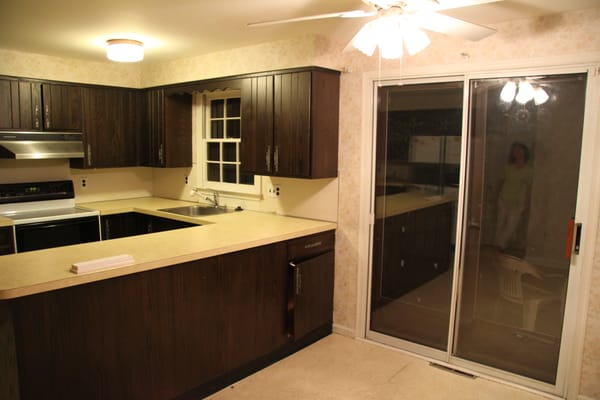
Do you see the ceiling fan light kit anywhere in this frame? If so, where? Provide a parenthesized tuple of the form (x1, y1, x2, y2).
(106, 39, 144, 62)
(351, 14, 431, 59)
(247, 0, 498, 60)
(500, 80, 549, 105)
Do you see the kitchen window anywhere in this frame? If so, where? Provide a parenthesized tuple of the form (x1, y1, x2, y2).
(196, 91, 260, 195)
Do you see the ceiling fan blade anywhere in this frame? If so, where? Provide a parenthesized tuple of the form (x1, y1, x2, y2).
(405, 0, 502, 13)
(247, 10, 376, 27)
(412, 11, 496, 41)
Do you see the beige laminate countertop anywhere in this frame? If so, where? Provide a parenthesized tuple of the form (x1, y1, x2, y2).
(0, 197, 336, 300)
(375, 192, 456, 219)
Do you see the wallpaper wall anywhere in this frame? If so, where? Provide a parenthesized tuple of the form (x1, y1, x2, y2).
(0, 6, 599, 399)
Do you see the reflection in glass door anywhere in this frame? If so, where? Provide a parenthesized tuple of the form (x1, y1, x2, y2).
(454, 73, 586, 384)
(368, 72, 588, 390)
(370, 81, 464, 352)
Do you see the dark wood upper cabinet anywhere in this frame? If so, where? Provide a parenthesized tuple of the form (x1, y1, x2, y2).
(0, 78, 41, 130)
(142, 88, 192, 168)
(241, 67, 340, 179)
(71, 86, 142, 169)
(0, 77, 82, 132)
(240, 75, 274, 176)
(41, 83, 83, 131)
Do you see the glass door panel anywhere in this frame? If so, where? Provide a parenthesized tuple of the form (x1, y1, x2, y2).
(370, 81, 464, 351)
(454, 73, 587, 384)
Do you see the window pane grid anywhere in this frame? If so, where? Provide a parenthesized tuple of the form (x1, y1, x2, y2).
(205, 96, 249, 186)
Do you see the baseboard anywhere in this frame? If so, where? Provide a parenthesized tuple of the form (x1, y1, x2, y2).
(578, 395, 598, 400)
(333, 323, 356, 337)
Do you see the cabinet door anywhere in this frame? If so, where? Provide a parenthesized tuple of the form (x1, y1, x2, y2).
(101, 213, 143, 240)
(412, 203, 452, 280)
(143, 89, 191, 168)
(164, 92, 192, 167)
(0, 78, 41, 130)
(0, 226, 15, 255)
(219, 242, 288, 370)
(273, 71, 311, 177)
(41, 83, 82, 131)
(78, 86, 139, 168)
(240, 75, 274, 175)
(380, 212, 415, 298)
(143, 88, 164, 166)
(289, 251, 335, 340)
(272, 69, 340, 178)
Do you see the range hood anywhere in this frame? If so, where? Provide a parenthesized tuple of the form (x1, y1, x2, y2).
(0, 131, 84, 159)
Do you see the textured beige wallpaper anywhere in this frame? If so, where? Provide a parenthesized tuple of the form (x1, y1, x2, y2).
(0, 48, 141, 87)
(0, 6, 599, 398)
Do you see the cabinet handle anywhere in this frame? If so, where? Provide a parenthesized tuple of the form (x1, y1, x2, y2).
(104, 220, 110, 239)
(158, 144, 164, 165)
(266, 145, 271, 172)
(44, 104, 51, 129)
(87, 144, 92, 167)
(274, 145, 279, 173)
(34, 104, 40, 129)
(286, 262, 298, 339)
(292, 262, 302, 296)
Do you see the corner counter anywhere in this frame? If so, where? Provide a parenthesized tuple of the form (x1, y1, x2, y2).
(0, 197, 336, 300)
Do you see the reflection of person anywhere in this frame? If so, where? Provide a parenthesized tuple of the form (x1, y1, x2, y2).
(494, 142, 534, 251)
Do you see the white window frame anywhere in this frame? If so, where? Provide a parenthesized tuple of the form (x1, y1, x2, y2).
(195, 90, 261, 195)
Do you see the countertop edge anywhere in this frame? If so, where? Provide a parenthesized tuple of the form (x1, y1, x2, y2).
(0, 197, 337, 300)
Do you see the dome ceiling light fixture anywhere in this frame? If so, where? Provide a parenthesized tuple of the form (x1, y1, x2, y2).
(106, 39, 144, 62)
(247, 0, 499, 60)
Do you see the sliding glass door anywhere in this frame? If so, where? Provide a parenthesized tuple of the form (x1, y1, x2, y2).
(368, 71, 588, 391)
(370, 80, 463, 353)
(454, 73, 586, 384)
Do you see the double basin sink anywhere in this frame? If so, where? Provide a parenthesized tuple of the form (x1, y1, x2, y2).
(159, 205, 236, 217)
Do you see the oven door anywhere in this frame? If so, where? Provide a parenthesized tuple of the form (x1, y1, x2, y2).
(15, 216, 100, 252)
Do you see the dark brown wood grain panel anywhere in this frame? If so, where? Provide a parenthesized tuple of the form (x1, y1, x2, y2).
(240, 75, 274, 175)
(41, 83, 82, 131)
(310, 70, 340, 178)
(7, 235, 333, 400)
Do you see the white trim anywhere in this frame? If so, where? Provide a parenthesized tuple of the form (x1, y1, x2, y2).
(356, 59, 600, 398)
(563, 66, 600, 400)
(194, 91, 262, 196)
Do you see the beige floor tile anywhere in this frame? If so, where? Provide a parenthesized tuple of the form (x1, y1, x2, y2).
(205, 334, 548, 400)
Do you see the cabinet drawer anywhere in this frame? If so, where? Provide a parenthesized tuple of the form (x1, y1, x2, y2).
(287, 230, 335, 261)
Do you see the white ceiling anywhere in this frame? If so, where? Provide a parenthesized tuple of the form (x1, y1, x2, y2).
(0, 0, 598, 63)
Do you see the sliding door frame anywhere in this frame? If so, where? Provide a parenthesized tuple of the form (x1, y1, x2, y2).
(356, 60, 600, 399)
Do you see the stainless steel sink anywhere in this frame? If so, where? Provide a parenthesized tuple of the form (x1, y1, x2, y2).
(159, 205, 235, 217)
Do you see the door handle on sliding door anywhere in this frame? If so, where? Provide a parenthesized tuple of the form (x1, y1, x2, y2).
(565, 218, 582, 259)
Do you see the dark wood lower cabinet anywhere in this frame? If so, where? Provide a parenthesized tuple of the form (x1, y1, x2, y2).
(101, 212, 197, 240)
(4, 232, 335, 400)
(0, 226, 14, 255)
(372, 202, 452, 305)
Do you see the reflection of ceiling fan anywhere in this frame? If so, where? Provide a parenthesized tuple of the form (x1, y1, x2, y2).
(248, 0, 500, 59)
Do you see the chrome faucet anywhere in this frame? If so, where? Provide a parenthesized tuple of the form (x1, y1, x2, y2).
(205, 190, 220, 208)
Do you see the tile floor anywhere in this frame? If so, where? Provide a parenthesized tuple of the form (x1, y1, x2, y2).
(205, 334, 549, 400)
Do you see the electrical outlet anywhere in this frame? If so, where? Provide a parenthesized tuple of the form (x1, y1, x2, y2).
(80, 178, 88, 189)
(185, 176, 189, 184)
(267, 185, 281, 198)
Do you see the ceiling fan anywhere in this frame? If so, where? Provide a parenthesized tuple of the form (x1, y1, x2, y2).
(248, 0, 500, 59)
